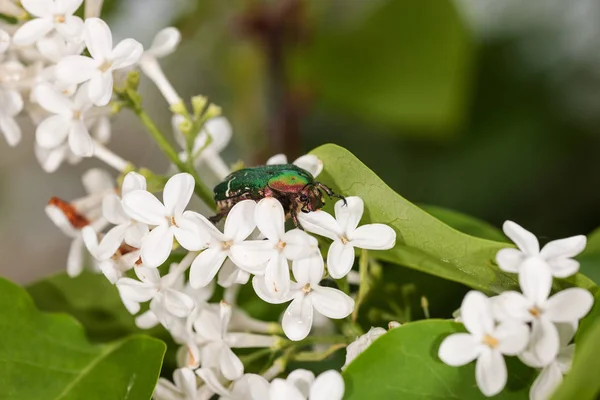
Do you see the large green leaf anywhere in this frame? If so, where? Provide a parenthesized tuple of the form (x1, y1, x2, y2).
(552, 319, 600, 400)
(312, 144, 596, 294)
(420, 204, 506, 242)
(0, 277, 165, 400)
(577, 227, 600, 285)
(343, 320, 532, 399)
(299, 0, 473, 134)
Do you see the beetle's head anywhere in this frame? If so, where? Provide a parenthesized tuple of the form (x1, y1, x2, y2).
(299, 184, 324, 212)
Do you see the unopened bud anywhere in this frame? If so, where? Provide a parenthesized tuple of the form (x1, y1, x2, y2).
(178, 119, 193, 136)
(191, 95, 208, 118)
(170, 100, 188, 116)
(204, 103, 222, 119)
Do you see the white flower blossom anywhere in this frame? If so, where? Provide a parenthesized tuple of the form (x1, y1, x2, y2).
(494, 258, 592, 366)
(267, 154, 324, 178)
(188, 200, 255, 288)
(56, 18, 143, 106)
(298, 196, 396, 279)
(196, 369, 269, 400)
(122, 173, 210, 267)
(496, 220, 586, 278)
(0, 86, 23, 147)
(343, 326, 387, 369)
(13, 0, 84, 46)
(232, 197, 319, 297)
(81, 225, 137, 283)
(253, 252, 354, 341)
(438, 291, 530, 397)
(154, 367, 212, 400)
(269, 369, 345, 400)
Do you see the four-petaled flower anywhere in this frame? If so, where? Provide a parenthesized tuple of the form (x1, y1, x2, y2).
(298, 196, 396, 279)
(496, 220, 586, 278)
(439, 291, 530, 397)
(56, 18, 143, 106)
(122, 173, 210, 267)
(13, 0, 84, 45)
(269, 369, 345, 400)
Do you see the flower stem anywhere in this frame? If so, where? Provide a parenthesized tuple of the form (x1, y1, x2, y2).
(93, 141, 129, 172)
(132, 104, 216, 210)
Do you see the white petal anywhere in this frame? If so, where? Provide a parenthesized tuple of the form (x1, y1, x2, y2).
(326, 240, 355, 279)
(84, 18, 112, 60)
(88, 72, 113, 106)
(122, 190, 166, 225)
(349, 223, 396, 250)
(117, 279, 156, 303)
(264, 254, 290, 297)
(68, 119, 94, 157)
(189, 248, 227, 288)
(124, 223, 148, 248)
(294, 154, 323, 178)
(527, 319, 560, 367)
(493, 291, 532, 322)
(292, 251, 324, 285)
(219, 346, 244, 380)
(530, 363, 563, 400)
(438, 333, 480, 366)
(0, 116, 21, 147)
(81, 225, 100, 254)
(475, 348, 507, 397)
(195, 309, 222, 341)
(111, 38, 144, 69)
(173, 368, 198, 400)
(12, 18, 53, 45)
(282, 229, 318, 260)
(547, 258, 580, 279)
(224, 200, 256, 242)
(496, 248, 525, 273)
(287, 369, 315, 397)
(21, 0, 52, 17)
(544, 288, 594, 322)
(140, 224, 173, 267)
(195, 368, 229, 397)
(102, 193, 128, 224)
(163, 173, 194, 217)
(230, 240, 273, 273)
(97, 224, 127, 258)
(55, 15, 83, 39)
(335, 196, 364, 235)
(310, 370, 344, 400)
(36, 115, 70, 148)
(503, 220, 540, 255)
(311, 286, 354, 319)
(34, 84, 73, 114)
(494, 321, 529, 355)
(270, 379, 305, 400)
(173, 211, 210, 251)
(298, 210, 342, 241)
(0, 89, 23, 116)
(134, 265, 161, 283)
(266, 153, 288, 165)
(540, 235, 587, 260)
(282, 295, 313, 341)
(217, 259, 249, 287)
(519, 257, 552, 305)
(56, 55, 97, 84)
(66, 236, 84, 277)
(35, 145, 66, 172)
(461, 291, 494, 338)
(146, 27, 181, 58)
(252, 275, 296, 305)
(163, 289, 194, 317)
(200, 117, 232, 152)
(60, 0, 84, 15)
(122, 171, 147, 195)
(255, 197, 285, 240)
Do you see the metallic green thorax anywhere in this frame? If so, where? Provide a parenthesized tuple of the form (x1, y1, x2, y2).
(211, 163, 344, 227)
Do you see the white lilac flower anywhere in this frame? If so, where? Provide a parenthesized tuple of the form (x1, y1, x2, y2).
(494, 258, 592, 366)
(253, 252, 354, 341)
(56, 18, 143, 106)
(139, 27, 182, 106)
(267, 153, 324, 178)
(81, 225, 138, 283)
(0, 87, 23, 147)
(232, 197, 319, 297)
(13, 0, 84, 46)
(196, 369, 269, 400)
(122, 173, 210, 267)
(154, 367, 212, 400)
(103, 171, 149, 248)
(343, 326, 387, 369)
(298, 196, 396, 279)
(36, 33, 85, 63)
(188, 200, 255, 289)
(0, 29, 9, 53)
(269, 369, 345, 400)
(528, 322, 576, 400)
(45, 168, 113, 276)
(438, 291, 530, 397)
(496, 220, 586, 278)
(34, 82, 96, 157)
(117, 266, 195, 325)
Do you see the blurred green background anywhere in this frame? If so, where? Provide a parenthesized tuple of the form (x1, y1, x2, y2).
(3, 0, 600, 282)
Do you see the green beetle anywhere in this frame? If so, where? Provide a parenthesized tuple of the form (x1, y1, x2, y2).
(210, 164, 345, 227)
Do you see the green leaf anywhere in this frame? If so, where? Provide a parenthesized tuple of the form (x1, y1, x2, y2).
(343, 320, 532, 399)
(577, 227, 600, 285)
(312, 144, 597, 294)
(0, 277, 165, 400)
(299, 0, 473, 134)
(552, 319, 600, 400)
(420, 204, 507, 242)
(576, 291, 600, 345)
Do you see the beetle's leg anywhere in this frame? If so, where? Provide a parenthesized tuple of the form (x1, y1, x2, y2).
(316, 183, 347, 206)
(209, 211, 228, 224)
(209, 192, 252, 224)
(290, 209, 303, 230)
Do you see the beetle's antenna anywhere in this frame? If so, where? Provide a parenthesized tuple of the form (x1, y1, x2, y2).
(316, 183, 347, 206)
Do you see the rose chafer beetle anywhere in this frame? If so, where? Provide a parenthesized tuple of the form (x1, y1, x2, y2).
(210, 163, 345, 227)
